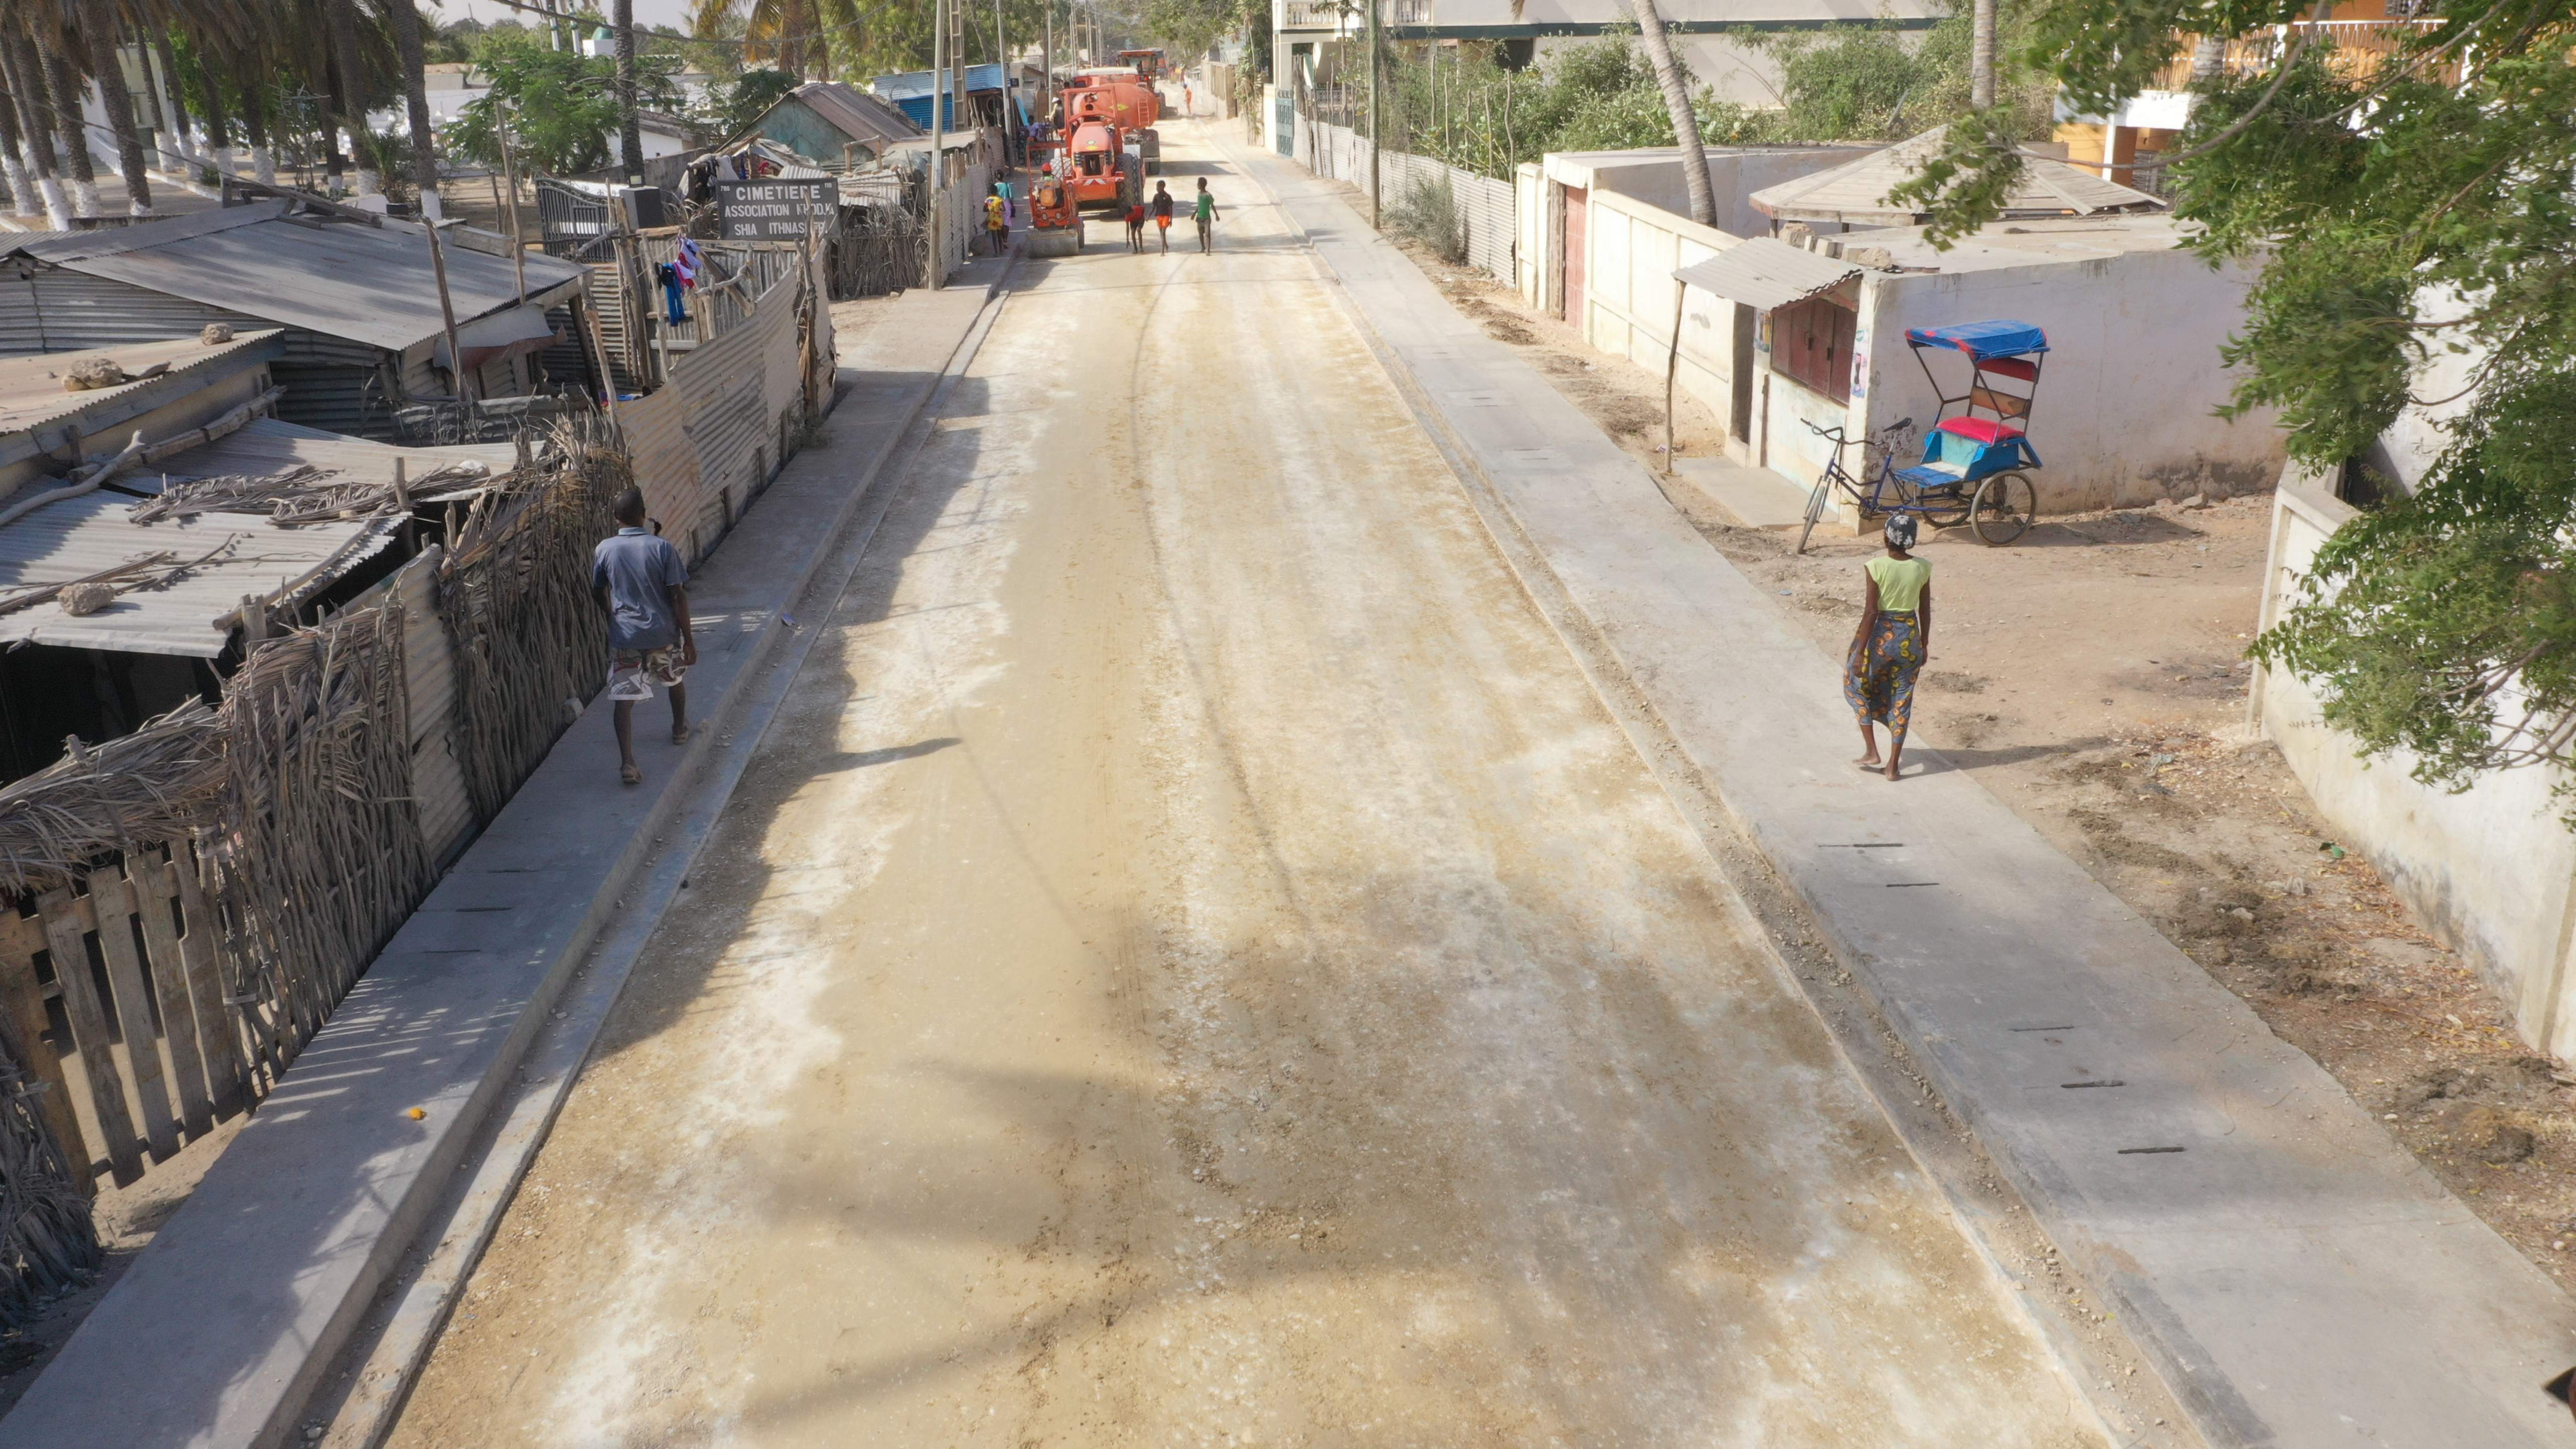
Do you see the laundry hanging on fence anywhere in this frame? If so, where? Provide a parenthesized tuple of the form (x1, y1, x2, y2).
(655, 262, 687, 325)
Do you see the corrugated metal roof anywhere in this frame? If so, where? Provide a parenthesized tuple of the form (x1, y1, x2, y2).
(3, 202, 591, 354)
(0, 490, 389, 657)
(157, 417, 518, 491)
(1750, 126, 2166, 227)
(786, 82, 923, 148)
(0, 331, 283, 451)
(1673, 238, 1861, 311)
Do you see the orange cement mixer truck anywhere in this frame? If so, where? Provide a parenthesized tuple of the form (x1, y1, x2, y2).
(1061, 67, 1162, 174)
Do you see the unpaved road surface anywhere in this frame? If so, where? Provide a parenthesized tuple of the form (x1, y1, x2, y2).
(389, 126, 2098, 1448)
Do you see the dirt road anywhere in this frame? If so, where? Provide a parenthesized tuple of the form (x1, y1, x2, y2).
(389, 127, 2098, 1448)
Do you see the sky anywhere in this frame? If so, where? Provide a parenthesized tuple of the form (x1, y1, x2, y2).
(431, 1, 701, 32)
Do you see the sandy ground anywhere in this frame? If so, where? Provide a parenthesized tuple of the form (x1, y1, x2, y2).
(1387, 234, 2576, 1301)
(388, 129, 2098, 1447)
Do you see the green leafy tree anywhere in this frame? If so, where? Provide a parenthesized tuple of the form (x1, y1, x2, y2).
(691, 65, 801, 140)
(444, 30, 681, 174)
(1896, 4, 2576, 800)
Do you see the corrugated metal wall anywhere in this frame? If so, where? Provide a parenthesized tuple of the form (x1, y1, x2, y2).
(396, 551, 474, 863)
(612, 245, 813, 571)
(9, 267, 257, 352)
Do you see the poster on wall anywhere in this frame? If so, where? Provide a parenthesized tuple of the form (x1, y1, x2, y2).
(716, 179, 841, 240)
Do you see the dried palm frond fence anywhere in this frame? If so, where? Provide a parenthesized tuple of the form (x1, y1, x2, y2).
(0, 422, 630, 1322)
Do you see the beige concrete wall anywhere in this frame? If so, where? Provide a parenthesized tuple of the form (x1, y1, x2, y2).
(1568, 190, 1740, 457)
(1847, 246, 2284, 512)
(2253, 461, 2576, 1055)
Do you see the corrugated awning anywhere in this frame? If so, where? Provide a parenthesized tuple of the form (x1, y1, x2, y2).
(1672, 238, 1860, 311)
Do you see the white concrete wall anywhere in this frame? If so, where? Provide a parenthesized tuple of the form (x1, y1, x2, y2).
(1571, 188, 1737, 437)
(1543, 147, 1856, 244)
(1846, 247, 2284, 511)
(2252, 461, 2576, 1056)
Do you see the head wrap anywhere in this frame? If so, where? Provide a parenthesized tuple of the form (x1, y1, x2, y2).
(1883, 513, 1919, 550)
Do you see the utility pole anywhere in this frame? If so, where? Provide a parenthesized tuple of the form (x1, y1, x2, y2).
(996, 0, 1009, 168)
(930, 0, 945, 290)
(1367, 0, 1382, 226)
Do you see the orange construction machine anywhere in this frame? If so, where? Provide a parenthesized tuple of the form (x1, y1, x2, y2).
(1117, 48, 1166, 80)
(1061, 68, 1162, 173)
(1032, 113, 1140, 215)
(1023, 171, 1083, 257)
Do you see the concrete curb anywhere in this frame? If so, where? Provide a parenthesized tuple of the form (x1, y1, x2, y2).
(311, 270, 1021, 1447)
(1212, 123, 2576, 1448)
(0, 272, 1016, 1449)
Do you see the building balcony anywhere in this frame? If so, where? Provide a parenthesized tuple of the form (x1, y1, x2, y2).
(1277, 0, 1431, 32)
(2151, 19, 2453, 91)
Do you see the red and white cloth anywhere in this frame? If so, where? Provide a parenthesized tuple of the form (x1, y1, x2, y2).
(674, 236, 703, 291)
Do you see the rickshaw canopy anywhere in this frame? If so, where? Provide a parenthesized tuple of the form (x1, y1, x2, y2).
(1904, 319, 2049, 361)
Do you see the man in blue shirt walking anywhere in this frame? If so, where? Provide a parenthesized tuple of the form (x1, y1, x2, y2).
(591, 488, 696, 785)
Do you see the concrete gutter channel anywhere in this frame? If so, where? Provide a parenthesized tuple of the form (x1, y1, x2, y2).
(0, 261, 1018, 1449)
(1211, 127, 2576, 1447)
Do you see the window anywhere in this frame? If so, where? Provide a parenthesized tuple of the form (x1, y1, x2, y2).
(1773, 294, 1858, 404)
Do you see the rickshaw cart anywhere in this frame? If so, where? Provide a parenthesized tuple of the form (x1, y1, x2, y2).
(1893, 319, 2047, 544)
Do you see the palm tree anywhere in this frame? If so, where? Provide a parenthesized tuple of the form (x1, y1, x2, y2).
(0, 26, 67, 222)
(0, 38, 37, 216)
(1625, 0, 1711, 226)
(614, 0, 642, 181)
(69, 0, 152, 213)
(35, 25, 99, 217)
(389, 0, 437, 213)
(1969, 0, 1996, 110)
(326, 0, 375, 194)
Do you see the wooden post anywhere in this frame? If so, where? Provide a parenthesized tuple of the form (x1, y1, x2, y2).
(929, 0, 946, 291)
(422, 218, 474, 405)
(1664, 280, 1686, 474)
(579, 291, 620, 421)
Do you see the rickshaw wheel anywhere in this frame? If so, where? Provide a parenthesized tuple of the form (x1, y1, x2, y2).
(1971, 472, 2037, 545)
(1917, 487, 1971, 528)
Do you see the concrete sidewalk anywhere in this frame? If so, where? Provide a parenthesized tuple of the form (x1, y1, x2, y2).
(1220, 131, 2576, 1446)
(0, 267, 1008, 1449)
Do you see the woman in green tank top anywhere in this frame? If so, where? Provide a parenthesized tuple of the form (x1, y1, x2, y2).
(1844, 513, 1932, 780)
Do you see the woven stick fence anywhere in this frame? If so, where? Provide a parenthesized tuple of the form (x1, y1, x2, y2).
(440, 418, 620, 823)
(204, 600, 435, 1086)
(0, 423, 635, 1312)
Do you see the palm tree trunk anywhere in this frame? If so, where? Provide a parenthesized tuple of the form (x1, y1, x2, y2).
(1969, 0, 1997, 110)
(37, 35, 98, 217)
(1626, 0, 1712, 226)
(194, 48, 234, 180)
(327, 0, 376, 194)
(150, 32, 192, 168)
(74, 0, 151, 212)
(0, 66, 33, 217)
(0, 33, 65, 223)
(389, 0, 437, 215)
(238, 67, 275, 184)
(2189, 36, 2226, 82)
(613, 0, 643, 183)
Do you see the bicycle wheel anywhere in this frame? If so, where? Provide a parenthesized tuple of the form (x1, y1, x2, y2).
(1796, 478, 1833, 554)
(1970, 471, 2037, 545)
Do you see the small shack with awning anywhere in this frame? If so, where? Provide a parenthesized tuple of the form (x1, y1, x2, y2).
(1749, 125, 2166, 233)
(0, 200, 591, 437)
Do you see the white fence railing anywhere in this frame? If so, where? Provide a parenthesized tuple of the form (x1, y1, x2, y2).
(1297, 120, 1515, 288)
